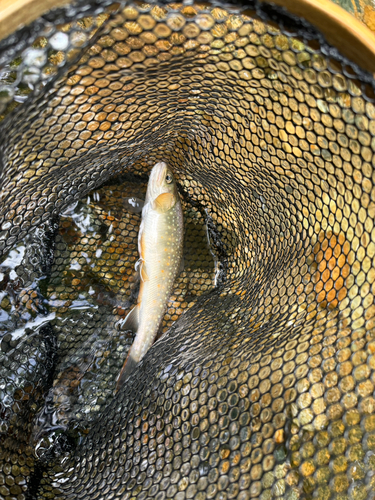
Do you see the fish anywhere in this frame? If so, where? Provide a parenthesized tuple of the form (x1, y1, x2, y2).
(116, 162, 184, 390)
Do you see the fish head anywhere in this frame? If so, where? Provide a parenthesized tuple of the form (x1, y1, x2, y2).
(145, 161, 178, 203)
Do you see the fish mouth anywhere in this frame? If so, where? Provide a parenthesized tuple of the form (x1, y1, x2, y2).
(146, 161, 168, 200)
(153, 161, 168, 186)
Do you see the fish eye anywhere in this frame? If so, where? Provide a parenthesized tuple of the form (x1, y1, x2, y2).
(165, 173, 173, 184)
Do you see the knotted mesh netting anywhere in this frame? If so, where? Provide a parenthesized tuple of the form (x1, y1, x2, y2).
(0, 1, 375, 499)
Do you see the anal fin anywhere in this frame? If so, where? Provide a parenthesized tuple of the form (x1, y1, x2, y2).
(119, 305, 140, 332)
(179, 256, 184, 274)
(116, 352, 138, 391)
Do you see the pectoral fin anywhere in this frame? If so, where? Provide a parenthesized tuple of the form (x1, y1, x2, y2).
(140, 261, 149, 282)
(120, 304, 140, 332)
(138, 232, 149, 282)
(152, 193, 176, 213)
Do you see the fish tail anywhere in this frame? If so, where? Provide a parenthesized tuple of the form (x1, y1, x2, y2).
(116, 351, 138, 392)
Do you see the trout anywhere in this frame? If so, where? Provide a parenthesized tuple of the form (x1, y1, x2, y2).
(116, 162, 184, 390)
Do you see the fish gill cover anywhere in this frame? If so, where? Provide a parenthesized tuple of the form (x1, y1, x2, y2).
(0, 1, 374, 499)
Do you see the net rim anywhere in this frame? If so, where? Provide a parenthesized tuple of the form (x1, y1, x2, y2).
(0, 0, 69, 42)
(1, 0, 375, 74)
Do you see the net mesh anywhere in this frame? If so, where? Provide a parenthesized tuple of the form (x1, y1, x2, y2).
(0, 1, 375, 499)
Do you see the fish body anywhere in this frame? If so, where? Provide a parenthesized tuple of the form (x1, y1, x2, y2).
(116, 162, 184, 389)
